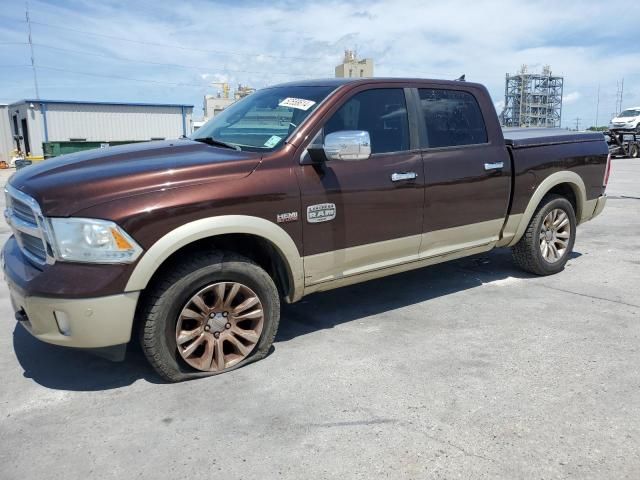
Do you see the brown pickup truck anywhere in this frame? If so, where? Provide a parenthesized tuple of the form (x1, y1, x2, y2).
(3, 78, 609, 381)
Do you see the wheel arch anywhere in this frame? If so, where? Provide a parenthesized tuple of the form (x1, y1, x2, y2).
(125, 215, 304, 303)
(507, 171, 587, 247)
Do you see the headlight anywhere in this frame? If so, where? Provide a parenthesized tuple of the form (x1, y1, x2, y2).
(48, 218, 143, 263)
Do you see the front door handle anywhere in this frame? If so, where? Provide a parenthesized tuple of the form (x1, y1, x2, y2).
(391, 172, 418, 182)
(484, 162, 504, 171)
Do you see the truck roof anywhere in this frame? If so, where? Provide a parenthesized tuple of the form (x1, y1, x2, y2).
(270, 77, 484, 89)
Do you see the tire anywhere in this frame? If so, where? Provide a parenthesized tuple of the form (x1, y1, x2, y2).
(139, 251, 280, 382)
(630, 143, 639, 158)
(511, 194, 577, 276)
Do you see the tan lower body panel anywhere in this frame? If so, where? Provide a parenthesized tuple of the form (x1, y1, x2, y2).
(303, 234, 421, 284)
(581, 197, 598, 223)
(591, 195, 607, 219)
(419, 218, 504, 258)
(303, 219, 504, 292)
(8, 285, 140, 348)
(303, 243, 494, 296)
(496, 214, 523, 247)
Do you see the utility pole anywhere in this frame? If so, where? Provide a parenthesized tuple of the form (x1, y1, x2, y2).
(595, 84, 600, 128)
(574, 117, 581, 131)
(26, 1, 40, 99)
(615, 79, 624, 114)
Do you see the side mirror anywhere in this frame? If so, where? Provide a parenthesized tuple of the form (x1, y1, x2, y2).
(323, 130, 371, 161)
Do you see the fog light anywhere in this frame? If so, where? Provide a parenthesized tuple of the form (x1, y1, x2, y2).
(54, 311, 71, 336)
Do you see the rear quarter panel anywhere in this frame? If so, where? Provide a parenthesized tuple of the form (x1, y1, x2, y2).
(510, 140, 609, 216)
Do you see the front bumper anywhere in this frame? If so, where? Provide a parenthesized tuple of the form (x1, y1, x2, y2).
(610, 124, 638, 131)
(3, 237, 140, 349)
(7, 281, 139, 348)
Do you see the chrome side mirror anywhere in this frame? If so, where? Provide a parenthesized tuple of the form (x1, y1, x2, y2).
(323, 130, 371, 161)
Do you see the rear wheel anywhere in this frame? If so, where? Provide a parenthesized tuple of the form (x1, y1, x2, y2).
(139, 251, 280, 382)
(629, 143, 639, 158)
(511, 195, 576, 275)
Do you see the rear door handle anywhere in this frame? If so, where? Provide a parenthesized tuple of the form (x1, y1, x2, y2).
(391, 172, 418, 182)
(484, 162, 504, 171)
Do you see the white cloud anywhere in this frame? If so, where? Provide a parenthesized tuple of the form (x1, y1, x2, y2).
(563, 91, 581, 105)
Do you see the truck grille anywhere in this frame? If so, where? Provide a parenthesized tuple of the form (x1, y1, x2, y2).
(4, 186, 53, 267)
(11, 197, 38, 224)
(20, 231, 48, 261)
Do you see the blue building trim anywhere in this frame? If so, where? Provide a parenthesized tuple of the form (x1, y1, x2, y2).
(11, 99, 194, 109)
(40, 102, 49, 143)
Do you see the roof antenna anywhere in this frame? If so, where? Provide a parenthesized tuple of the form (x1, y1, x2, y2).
(455, 74, 466, 82)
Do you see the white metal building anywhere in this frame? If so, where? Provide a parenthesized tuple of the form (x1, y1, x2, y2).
(0, 105, 13, 163)
(204, 95, 235, 120)
(6, 99, 194, 158)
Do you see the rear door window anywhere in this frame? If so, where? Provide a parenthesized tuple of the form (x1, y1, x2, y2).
(324, 88, 410, 154)
(418, 89, 488, 148)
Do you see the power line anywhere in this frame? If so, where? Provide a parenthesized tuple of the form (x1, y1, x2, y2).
(0, 63, 315, 89)
(31, 43, 320, 77)
(35, 64, 207, 87)
(26, 19, 329, 62)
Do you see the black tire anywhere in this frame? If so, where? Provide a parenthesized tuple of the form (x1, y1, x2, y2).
(511, 194, 577, 276)
(138, 251, 280, 382)
(630, 143, 639, 158)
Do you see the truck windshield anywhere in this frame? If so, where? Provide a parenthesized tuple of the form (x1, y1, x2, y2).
(619, 109, 640, 118)
(191, 85, 336, 152)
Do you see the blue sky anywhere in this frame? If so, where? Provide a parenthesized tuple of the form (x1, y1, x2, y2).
(1, 0, 639, 127)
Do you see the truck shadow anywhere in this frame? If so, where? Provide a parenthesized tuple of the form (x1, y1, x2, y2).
(277, 248, 582, 342)
(12, 327, 162, 390)
(12, 247, 581, 391)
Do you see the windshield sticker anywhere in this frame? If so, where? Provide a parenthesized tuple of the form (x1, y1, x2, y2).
(278, 97, 316, 111)
(264, 135, 282, 148)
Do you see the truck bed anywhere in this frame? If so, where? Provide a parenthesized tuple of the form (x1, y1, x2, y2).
(503, 128, 605, 148)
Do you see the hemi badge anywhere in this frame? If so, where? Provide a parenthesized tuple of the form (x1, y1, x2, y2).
(277, 212, 299, 223)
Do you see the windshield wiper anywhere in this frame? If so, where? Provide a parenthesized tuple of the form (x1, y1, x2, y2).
(192, 136, 241, 151)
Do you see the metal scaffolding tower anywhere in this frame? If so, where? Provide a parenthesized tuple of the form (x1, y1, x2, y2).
(502, 65, 564, 128)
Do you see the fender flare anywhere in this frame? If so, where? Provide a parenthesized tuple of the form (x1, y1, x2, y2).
(506, 171, 587, 247)
(125, 215, 304, 302)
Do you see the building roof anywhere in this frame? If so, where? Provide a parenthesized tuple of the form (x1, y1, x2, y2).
(9, 99, 193, 109)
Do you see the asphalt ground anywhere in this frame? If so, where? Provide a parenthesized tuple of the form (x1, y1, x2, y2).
(0, 158, 638, 479)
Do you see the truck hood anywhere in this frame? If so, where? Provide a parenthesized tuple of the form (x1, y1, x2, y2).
(9, 139, 262, 216)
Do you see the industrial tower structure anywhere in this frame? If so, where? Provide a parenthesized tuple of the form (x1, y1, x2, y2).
(502, 65, 564, 128)
(335, 50, 374, 78)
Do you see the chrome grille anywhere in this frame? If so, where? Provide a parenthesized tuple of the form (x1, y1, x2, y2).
(11, 197, 37, 224)
(4, 185, 53, 267)
(19, 231, 47, 262)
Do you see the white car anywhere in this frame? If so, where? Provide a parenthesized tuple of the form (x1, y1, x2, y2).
(610, 107, 640, 132)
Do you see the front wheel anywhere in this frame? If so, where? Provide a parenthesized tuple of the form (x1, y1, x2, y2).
(511, 195, 577, 275)
(139, 251, 280, 382)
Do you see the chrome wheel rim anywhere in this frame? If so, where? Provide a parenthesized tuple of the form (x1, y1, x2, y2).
(176, 282, 264, 372)
(539, 208, 571, 263)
